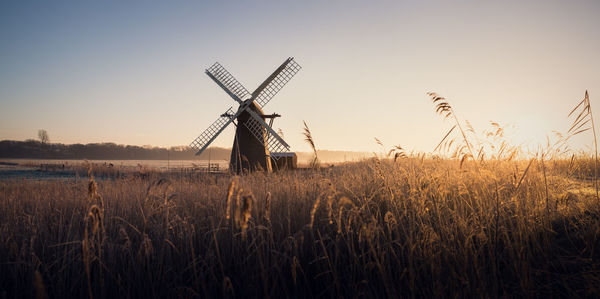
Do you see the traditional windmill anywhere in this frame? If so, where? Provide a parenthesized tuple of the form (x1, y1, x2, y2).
(190, 57, 301, 173)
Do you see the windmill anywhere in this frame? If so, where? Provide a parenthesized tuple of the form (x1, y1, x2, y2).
(190, 57, 301, 173)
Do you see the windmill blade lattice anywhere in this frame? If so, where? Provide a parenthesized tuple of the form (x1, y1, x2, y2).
(253, 58, 301, 108)
(190, 107, 238, 155)
(206, 62, 250, 103)
(245, 108, 290, 147)
(244, 117, 289, 159)
(191, 57, 301, 171)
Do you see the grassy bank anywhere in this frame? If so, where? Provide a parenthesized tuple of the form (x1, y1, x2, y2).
(1, 158, 599, 298)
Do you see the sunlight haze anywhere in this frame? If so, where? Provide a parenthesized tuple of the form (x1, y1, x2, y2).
(1, 0, 599, 154)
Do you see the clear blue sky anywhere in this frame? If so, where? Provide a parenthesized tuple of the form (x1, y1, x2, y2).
(1, 0, 599, 153)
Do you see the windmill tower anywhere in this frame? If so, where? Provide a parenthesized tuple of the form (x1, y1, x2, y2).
(190, 57, 301, 173)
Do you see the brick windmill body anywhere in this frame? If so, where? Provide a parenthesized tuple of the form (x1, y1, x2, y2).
(229, 101, 272, 172)
(190, 58, 301, 173)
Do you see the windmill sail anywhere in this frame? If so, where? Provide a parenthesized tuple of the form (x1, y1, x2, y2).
(206, 62, 250, 104)
(190, 107, 239, 155)
(252, 58, 301, 108)
(192, 57, 301, 171)
(243, 110, 290, 159)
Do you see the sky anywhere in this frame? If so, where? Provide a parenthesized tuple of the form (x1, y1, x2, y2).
(1, 0, 599, 154)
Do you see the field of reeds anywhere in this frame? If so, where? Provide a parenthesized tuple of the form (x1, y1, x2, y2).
(1, 156, 600, 298)
(2, 91, 600, 298)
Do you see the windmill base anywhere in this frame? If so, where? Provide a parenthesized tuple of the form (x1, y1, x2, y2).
(229, 102, 273, 174)
(229, 140, 272, 173)
(271, 152, 297, 171)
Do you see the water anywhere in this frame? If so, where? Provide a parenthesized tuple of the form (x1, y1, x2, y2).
(0, 164, 76, 181)
(1, 159, 229, 170)
(0, 159, 230, 181)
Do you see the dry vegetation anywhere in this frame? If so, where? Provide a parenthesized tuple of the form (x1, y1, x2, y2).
(1, 91, 600, 298)
(1, 156, 600, 298)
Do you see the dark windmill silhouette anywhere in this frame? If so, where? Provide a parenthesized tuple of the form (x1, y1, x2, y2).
(190, 57, 301, 173)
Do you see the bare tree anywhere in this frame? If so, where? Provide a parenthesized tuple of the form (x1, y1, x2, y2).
(38, 129, 49, 144)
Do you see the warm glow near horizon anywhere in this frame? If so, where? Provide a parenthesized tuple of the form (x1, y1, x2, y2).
(1, 0, 599, 154)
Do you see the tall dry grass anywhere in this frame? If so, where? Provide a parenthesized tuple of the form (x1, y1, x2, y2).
(1, 91, 599, 298)
(1, 156, 599, 298)
(302, 121, 320, 169)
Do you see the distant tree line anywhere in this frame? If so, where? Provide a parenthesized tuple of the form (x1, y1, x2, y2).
(0, 140, 373, 162)
(0, 140, 231, 160)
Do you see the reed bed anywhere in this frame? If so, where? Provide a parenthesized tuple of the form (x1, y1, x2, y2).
(1, 156, 599, 298)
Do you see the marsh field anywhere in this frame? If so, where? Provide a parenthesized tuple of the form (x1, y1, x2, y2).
(1, 156, 600, 298)
(2, 93, 600, 298)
